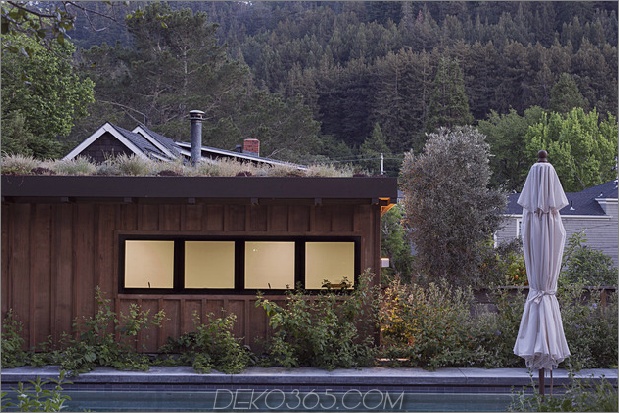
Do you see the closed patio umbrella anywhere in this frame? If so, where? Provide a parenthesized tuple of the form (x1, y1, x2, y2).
(513, 150, 570, 395)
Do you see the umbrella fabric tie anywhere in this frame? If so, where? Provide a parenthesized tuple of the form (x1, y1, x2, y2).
(528, 289, 556, 304)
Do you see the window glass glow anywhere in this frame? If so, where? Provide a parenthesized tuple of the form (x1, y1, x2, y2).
(244, 241, 294, 289)
(124, 240, 174, 288)
(185, 241, 235, 288)
(305, 242, 355, 289)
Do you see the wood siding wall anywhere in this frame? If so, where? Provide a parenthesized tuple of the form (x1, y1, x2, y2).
(1, 200, 381, 352)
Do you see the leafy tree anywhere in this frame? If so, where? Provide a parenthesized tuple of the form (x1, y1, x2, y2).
(525, 108, 618, 192)
(477, 106, 545, 191)
(400, 126, 506, 287)
(1, 33, 95, 158)
(380, 204, 414, 283)
(549, 72, 589, 113)
(426, 57, 473, 133)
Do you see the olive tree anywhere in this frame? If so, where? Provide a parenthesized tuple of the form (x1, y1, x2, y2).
(400, 126, 506, 287)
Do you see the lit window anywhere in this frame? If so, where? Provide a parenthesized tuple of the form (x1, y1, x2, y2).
(185, 241, 235, 288)
(244, 241, 295, 289)
(124, 240, 174, 288)
(305, 242, 355, 289)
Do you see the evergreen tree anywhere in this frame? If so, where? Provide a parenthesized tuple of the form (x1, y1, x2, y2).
(549, 73, 589, 113)
(426, 57, 473, 133)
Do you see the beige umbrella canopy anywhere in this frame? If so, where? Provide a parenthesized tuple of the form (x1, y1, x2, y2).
(513, 151, 570, 392)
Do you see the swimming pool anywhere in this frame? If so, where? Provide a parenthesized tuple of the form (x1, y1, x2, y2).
(2, 390, 515, 412)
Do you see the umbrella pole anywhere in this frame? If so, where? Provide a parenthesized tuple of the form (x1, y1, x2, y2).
(539, 368, 545, 398)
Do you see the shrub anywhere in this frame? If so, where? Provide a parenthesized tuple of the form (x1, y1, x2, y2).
(1, 372, 72, 412)
(379, 278, 495, 369)
(509, 372, 618, 412)
(1, 310, 30, 367)
(558, 281, 618, 369)
(51, 157, 97, 175)
(256, 270, 378, 369)
(39, 287, 166, 375)
(0, 153, 39, 175)
(561, 232, 617, 287)
(159, 312, 251, 373)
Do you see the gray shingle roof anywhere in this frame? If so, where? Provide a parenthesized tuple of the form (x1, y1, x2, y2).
(505, 180, 618, 216)
(109, 124, 169, 160)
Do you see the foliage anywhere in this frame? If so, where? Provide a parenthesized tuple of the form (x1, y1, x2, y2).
(1, 33, 95, 158)
(1, 1, 76, 48)
(558, 281, 618, 370)
(509, 372, 618, 412)
(400, 126, 507, 287)
(380, 204, 414, 284)
(477, 106, 545, 191)
(51, 156, 97, 176)
(549, 73, 589, 114)
(1, 310, 30, 368)
(426, 56, 474, 133)
(380, 278, 499, 369)
(0, 371, 72, 412)
(255, 270, 379, 370)
(38, 287, 166, 375)
(495, 238, 528, 286)
(0, 153, 40, 175)
(525, 108, 618, 192)
(560, 231, 618, 287)
(158, 312, 251, 374)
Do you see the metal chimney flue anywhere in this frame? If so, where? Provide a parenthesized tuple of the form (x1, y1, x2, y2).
(190, 110, 205, 166)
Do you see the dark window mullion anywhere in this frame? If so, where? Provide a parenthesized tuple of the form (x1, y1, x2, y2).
(235, 241, 244, 290)
(174, 240, 184, 292)
(295, 241, 305, 289)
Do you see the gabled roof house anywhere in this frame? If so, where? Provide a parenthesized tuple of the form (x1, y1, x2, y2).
(64, 112, 304, 170)
(496, 180, 618, 266)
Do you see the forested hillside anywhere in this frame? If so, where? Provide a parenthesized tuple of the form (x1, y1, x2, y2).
(2, 1, 617, 189)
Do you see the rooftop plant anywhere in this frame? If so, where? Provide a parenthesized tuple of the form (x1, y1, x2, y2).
(0, 153, 360, 178)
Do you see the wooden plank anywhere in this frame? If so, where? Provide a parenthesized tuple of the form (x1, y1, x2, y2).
(51, 204, 74, 342)
(204, 205, 224, 231)
(227, 205, 246, 231)
(227, 299, 246, 341)
(96, 205, 115, 294)
(160, 205, 181, 231)
(30, 204, 52, 347)
(288, 205, 310, 232)
(7, 204, 31, 348)
(182, 205, 203, 231)
(1, 205, 10, 315)
(119, 203, 138, 230)
(249, 205, 267, 232)
(247, 298, 269, 352)
(313, 205, 332, 232)
(160, 299, 180, 349)
(182, 299, 202, 333)
(74, 204, 96, 321)
(138, 204, 159, 230)
(332, 205, 354, 232)
(268, 205, 288, 232)
(136, 299, 161, 353)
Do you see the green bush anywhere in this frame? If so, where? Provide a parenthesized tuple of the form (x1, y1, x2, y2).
(256, 270, 378, 369)
(558, 282, 618, 369)
(509, 372, 618, 412)
(159, 312, 251, 373)
(38, 287, 166, 375)
(561, 232, 617, 287)
(380, 278, 498, 369)
(1, 372, 71, 412)
(1, 310, 30, 368)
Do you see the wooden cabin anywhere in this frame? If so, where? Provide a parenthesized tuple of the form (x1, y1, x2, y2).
(1, 175, 397, 353)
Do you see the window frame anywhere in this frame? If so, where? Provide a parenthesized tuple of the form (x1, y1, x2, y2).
(118, 234, 360, 295)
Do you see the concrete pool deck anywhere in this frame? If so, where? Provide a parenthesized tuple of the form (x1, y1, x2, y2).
(2, 366, 617, 394)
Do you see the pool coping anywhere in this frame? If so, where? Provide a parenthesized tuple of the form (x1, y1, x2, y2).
(1, 367, 616, 393)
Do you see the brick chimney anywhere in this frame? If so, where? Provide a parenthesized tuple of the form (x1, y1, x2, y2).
(243, 138, 260, 156)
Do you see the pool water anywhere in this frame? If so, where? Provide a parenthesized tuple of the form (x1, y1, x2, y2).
(3, 390, 515, 412)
